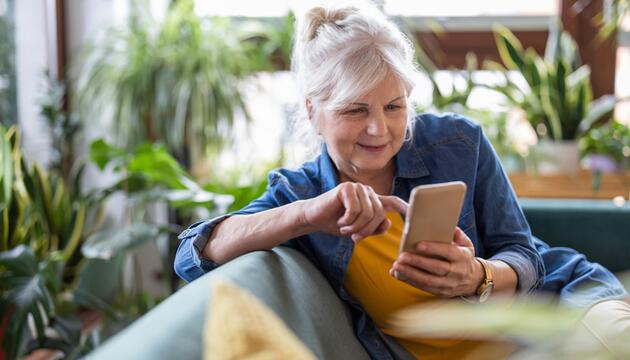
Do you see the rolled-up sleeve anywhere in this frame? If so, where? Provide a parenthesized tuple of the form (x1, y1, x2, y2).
(473, 127, 545, 293)
(174, 215, 231, 282)
(173, 173, 299, 283)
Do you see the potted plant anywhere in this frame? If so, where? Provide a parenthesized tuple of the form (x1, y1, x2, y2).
(581, 120, 630, 173)
(487, 22, 617, 174)
(0, 125, 110, 359)
(72, 0, 277, 168)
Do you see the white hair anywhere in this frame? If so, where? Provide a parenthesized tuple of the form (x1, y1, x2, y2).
(291, 1, 420, 151)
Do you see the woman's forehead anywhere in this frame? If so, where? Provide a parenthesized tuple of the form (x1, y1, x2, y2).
(352, 74, 406, 104)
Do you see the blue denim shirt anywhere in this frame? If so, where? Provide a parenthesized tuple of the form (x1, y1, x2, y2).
(175, 113, 550, 359)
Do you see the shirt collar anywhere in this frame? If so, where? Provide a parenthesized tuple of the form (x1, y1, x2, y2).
(318, 139, 430, 193)
(394, 138, 430, 179)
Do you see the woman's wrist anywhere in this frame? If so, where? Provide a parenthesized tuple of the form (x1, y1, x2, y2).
(468, 257, 486, 296)
(294, 200, 318, 236)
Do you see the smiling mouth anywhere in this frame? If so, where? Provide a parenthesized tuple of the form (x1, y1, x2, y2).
(358, 143, 387, 152)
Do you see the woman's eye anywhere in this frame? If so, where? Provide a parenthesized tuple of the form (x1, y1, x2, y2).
(344, 108, 367, 115)
(385, 104, 401, 111)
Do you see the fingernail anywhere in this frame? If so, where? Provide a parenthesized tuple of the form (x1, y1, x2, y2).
(417, 242, 426, 251)
(352, 234, 363, 242)
(393, 270, 400, 279)
(340, 227, 350, 234)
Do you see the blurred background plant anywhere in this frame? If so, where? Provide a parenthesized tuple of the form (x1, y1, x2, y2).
(40, 75, 81, 188)
(388, 272, 630, 359)
(0, 125, 108, 359)
(0, 122, 236, 358)
(581, 119, 630, 172)
(73, 0, 294, 167)
(0, 0, 16, 126)
(487, 22, 617, 142)
(573, 0, 630, 40)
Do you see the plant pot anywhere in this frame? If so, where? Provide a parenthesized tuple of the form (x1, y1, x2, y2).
(535, 140, 581, 175)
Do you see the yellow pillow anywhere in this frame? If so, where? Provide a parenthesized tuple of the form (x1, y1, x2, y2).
(204, 281, 317, 360)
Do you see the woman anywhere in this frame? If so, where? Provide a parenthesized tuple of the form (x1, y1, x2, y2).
(175, 2, 628, 359)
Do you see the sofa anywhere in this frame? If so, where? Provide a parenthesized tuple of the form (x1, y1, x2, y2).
(86, 198, 630, 359)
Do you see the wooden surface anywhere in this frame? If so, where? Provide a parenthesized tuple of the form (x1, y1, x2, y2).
(508, 171, 630, 200)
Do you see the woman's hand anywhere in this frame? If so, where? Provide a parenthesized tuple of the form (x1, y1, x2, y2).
(300, 182, 408, 242)
(390, 227, 484, 297)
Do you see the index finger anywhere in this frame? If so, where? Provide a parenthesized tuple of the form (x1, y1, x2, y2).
(379, 195, 408, 216)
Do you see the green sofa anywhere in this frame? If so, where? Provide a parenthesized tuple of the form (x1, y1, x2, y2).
(87, 198, 630, 359)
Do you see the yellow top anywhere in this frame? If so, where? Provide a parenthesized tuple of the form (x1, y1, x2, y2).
(344, 212, 509, 359)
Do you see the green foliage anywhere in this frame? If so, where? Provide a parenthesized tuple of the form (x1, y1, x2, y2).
(82, 223, 161, 261)
(389, 273, 630, 358)
(0, 1, 17, 126)
(73, 0, 255, 163)
(39, 75, 81, 184)
(587, 0, 629, 40)
(204, 173, 268, 213)
(426, 53, 478, 113)
(581, 120, 630, 168)
(89, 139, 233, 216)
(488, 22, 616, 141)
(83, 137, 233, 271)
(0, 126, 106, 359)
(239, 12, 295, 72)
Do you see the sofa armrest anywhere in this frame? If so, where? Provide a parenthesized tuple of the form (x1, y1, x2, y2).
(520, 198, 630, 273)
(87, 247, 369, 360)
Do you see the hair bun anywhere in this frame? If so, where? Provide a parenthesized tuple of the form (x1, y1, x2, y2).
(302, 6, 354, 42)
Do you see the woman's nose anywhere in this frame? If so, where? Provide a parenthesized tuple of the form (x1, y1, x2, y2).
(366, 113, 387, 136)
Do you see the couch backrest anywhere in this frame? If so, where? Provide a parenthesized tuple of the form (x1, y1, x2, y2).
(521, 198, 630, 273)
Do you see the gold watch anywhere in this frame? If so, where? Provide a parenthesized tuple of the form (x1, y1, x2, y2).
(475, 258, 494, 303)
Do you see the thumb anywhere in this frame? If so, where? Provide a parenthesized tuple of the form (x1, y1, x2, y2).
(453, 227, 473, 248)
(379, 195, 408, 216)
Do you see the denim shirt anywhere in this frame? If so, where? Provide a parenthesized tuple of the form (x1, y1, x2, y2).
(174, 113, 549, 359)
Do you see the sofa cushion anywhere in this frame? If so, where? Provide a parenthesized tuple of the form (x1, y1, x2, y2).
(87, 247, 370, 360)
(205, 280, 316, 359)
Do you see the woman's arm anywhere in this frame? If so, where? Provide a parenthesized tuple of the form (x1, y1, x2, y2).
(203, 182, 408, 265)
(202, 200, 311, 264)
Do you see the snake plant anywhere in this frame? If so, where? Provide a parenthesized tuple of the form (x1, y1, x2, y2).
(487, 22, 617, 141)
(0, 125, 107, 359)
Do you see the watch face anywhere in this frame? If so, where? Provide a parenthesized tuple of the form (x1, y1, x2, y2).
(479, 283, 494, 303)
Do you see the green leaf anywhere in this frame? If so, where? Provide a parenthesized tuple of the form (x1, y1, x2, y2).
(0, 247, 60, 359)
(127, 143, 187, 189)
(579, 95, 617, 135)
(493, 25, 525, 71)
(81, 223, 161, 260)
(62, 204, 87, 261)
(1, 125, 14, 207)
(89, 139, 126, 171)
(0, 245, 37, 276)
(387, 297, 581, 343)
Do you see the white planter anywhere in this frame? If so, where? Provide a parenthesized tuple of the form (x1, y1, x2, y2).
(536, 140, 581, 175)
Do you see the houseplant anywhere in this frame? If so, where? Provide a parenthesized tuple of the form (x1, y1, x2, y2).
(581, 119, 630, 172)
(72, 0, 254, 166)
(0, 125, 110, 359)
(487, 22, 617, 174)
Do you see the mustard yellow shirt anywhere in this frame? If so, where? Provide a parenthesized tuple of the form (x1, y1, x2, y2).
(344, 212, 510, 359)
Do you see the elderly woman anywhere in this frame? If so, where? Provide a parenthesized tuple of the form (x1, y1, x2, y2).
(175, 2, 628, 359)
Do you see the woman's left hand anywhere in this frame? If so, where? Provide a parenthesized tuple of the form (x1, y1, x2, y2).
(390, 227, 484, 298)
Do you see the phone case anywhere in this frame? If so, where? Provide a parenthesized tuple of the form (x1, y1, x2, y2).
(399, 181, 467, 253)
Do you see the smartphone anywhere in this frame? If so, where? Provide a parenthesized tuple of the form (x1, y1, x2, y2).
(399, 181, 467, 253)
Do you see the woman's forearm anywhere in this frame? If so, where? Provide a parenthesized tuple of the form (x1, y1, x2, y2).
(202, 200, 314, 265)
(487, 260, 518, 297)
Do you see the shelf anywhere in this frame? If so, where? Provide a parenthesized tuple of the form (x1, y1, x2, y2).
(508, 171, 630, 200)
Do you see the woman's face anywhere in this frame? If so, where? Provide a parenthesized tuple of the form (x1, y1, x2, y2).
(315, 73, 408, 180)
